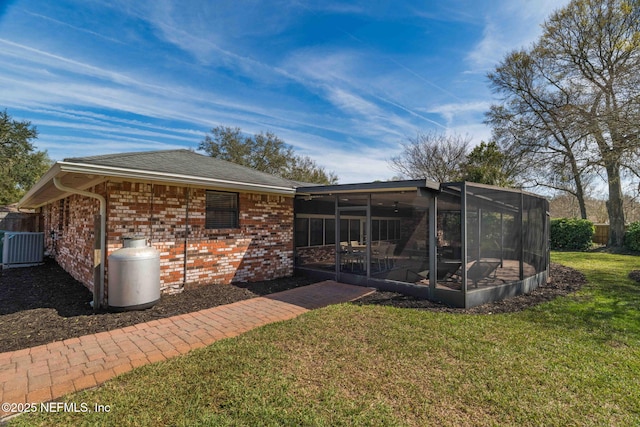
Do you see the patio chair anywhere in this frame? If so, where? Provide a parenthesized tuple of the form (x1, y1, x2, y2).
(340, 242, 365, 272)
(466, 260, 502, 288)
(405, 260, 463, 284)
(405, 268, 429, 284)
(384, 243, 397, 269)
(372, 242, 391, 271)
(437, 261, 462, 281)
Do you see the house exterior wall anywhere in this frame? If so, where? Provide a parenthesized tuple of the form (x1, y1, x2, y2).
(41, 180, 294, 296)
(42, 191, 101, 292)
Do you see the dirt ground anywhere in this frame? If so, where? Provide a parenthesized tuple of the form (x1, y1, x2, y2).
(0, 259, 586, 352)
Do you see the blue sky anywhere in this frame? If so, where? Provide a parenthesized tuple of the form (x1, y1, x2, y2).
(0, 0, 569, 183)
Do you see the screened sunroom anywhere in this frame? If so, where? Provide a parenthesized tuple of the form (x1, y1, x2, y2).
(294, 180, 549, 308)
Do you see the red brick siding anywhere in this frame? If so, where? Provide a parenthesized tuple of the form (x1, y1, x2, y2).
(42, 181, 294, 296)
(41, 192, 100, 291)
(296, 245, 336, 266)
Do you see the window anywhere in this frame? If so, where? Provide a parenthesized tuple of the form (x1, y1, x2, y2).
(295, 218, 309, 247)
(295, 216, 336, 247)
(372, 220, 380, 242)
(324, 219, 336, 245)
(310, 218, 324, 246)
(380, 220, 388, 240)
(206, 191, 239, 229)
(294, 216, 401, 247)
(349, 219, 361, 243)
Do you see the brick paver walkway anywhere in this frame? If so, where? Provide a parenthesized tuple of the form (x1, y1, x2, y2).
(0, 281, 373, 418)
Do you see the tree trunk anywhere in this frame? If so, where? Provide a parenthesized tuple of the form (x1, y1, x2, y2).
(569, 155, 588, 219)
(605, 160, 626, 247)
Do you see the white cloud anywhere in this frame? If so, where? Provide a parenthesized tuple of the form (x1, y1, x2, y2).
(282, 47, 449, 145)
(3, 0, 567, 185)
(325, 88, 381, 117)
(466, 0, 570, 71)
(284, 133, 397, 183)
(427, 101, 491, 126)
(20, 9, 126, 46)
(0, 40, 332, 139)
(111, 0, 298, 66)
(447, 123, 493, 147)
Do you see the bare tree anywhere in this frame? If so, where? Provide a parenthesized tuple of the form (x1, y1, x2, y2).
(488, 0, 640, 245)
(540, 0, 640, 246)
(487, 51, 593, 219)
(389, 132, 470, 182)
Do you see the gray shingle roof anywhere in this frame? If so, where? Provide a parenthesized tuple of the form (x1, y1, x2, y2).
(64, 149, 299, 190)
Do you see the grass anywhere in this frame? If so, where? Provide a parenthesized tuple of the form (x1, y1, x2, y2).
(9, 252, 640, 426)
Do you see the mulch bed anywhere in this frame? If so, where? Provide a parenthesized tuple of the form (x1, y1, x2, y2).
(0, 258, 315, 353)
(353, 262, 587, 314)
(1, 260, 586, 353)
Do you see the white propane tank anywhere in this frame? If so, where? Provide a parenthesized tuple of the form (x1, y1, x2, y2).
(107, 236, 160, 311)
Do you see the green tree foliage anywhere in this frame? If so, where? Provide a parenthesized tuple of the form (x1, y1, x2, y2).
(461, 141, 517, 186)
(0, 110, 52, 205)
(199, 126, 338, 184)
(550, 218, 595, 251)
(623, 221, 640, 251)
(389, 132, 519, 186)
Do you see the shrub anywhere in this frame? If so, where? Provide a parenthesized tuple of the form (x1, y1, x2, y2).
(550, 218, 594, 251)
(624, 221, 640, 252)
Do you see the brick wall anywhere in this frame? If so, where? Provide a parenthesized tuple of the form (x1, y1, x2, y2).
(42, 191, 101, 292)
(296, 245, 336, 266)
(42, 181, 294, 296)
(400, 210, 429, 254)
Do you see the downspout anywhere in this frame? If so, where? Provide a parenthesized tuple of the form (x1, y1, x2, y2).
(183, 187, 190, 287)
(53, 177, 106, 312)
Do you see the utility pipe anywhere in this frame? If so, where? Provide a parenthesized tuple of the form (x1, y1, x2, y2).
(53, 177, 106, 312)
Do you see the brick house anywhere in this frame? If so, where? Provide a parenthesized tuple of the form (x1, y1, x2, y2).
(19, 150, 299, 308)
(20, 149, 549, 309)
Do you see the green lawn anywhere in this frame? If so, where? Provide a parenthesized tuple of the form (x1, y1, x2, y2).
(10, 252, 640, 426)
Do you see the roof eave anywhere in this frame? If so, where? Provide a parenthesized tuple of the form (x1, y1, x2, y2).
(18, 161, 295, 209)
(57, 162, 296, 195)
(18, 163, 62, 209)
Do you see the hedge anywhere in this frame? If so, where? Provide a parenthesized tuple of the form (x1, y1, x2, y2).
(550, 218, 594, 251)
(624, 221, 640, 252)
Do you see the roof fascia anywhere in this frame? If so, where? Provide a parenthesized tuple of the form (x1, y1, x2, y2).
(443, 181, 547, 200)
(58, 161, 296, 195)
(17, 163, 62, 208)
(296, 179, 439, 196)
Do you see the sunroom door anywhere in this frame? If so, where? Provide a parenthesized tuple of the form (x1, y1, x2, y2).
(336, 208, 369, 280)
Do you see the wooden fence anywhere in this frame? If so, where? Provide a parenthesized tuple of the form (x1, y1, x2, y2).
(593, 224, 610, 245)
(592, 224, 632, 245)
(0, 211, 40, 232)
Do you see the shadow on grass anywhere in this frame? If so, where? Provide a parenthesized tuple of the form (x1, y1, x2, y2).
(525, 254, 640, 344)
